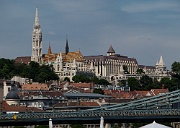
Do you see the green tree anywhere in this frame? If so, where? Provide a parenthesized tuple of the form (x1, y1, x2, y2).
(28, 61, 40, 81)
(123, 65, 129, 74)
(172, 61, 180, 75)
(64, 77, 70, 82)
(119, 80, 126, 86)
(113, 123, 119, 128)
(139, 75, 153, 90)
(136, 68, 144, 74)
(35, 125, 48, 128)
(127, 77, 141, 91)
(71, 124, 85, 128)
(97, 79, 110, 85)
(93, 88, 104, 95)
(72, 74, 90, 83)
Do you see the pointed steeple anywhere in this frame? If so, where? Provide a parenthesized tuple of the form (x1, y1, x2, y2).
(34, 7, 40, 29)
(48, 42, 52, 54)
(159, 56, 165, 66)
(107, 45, 115, 56)
(156, 60, 159, 66)
(65, 35, 69, 55)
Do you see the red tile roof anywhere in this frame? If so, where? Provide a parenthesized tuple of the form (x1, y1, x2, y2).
(150, 89, 169, 96)
(18, 91, 64, 99)
(22, 83, 49, 91)
(70, 83, 92, 89)
(1, 101, 43, 112)
(54, 101, 99, 107)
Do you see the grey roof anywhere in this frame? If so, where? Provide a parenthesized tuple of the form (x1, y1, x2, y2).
(6, 90, 20, 99)
(107, 45, 115, 53)
(84, 55, 138, 65)
(63, 92, 111, 99)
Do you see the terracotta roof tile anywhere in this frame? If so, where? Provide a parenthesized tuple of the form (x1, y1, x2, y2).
(22, 83, 49, 91)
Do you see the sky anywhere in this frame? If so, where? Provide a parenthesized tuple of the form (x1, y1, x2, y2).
(1, 0, 180, 69)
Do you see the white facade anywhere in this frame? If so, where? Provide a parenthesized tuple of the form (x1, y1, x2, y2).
(53, 52, 88, 81)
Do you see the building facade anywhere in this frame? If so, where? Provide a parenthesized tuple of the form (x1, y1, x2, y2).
(84, 45, 139, 80)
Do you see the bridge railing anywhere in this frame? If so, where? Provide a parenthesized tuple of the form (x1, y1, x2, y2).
(1, 109, 180, 120)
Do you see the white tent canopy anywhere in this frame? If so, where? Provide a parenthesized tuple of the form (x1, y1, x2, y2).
(140, 121, 171, 128)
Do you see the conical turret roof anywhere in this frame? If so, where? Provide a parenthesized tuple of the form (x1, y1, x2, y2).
(107, 45, 115, 53)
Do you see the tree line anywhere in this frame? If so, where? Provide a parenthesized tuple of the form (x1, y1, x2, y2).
(1, 58, 180, 91)
(0, 58, 59, 83)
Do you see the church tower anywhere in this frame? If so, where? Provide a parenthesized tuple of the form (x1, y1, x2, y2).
(65, 35, 69, 55)
(31, 7, 42, 63)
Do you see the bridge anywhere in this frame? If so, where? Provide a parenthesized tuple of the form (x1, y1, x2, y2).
(0, 89, 180, 126)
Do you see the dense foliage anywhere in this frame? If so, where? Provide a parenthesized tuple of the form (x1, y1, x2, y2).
(0, 58, 59, 83)
(72, 72, 110, 85)
(93, 88, 104, 95)
(71, 124, 86, 128)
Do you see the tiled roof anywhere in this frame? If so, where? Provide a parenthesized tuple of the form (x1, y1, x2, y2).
(70, 83, 92, 88)
(22, 83, 49, 91)
(15, 56, 31, 64)
(2, 101, 43, 112)
(54, 101, 99, 107)
(150, 89, 169, 96)
(42, 51, 84, 63)
(104, 90, 133, 99)
(64, 92, 111, 99)
(84, 55, 138, 65)
(18, 90, 64, 99)
(134, 90, 152, 97)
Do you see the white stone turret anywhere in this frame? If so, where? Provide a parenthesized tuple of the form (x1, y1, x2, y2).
(54, 52, 63, 72)
(155, 56, 167, 77)
(89, 62, 95, 71)
(156, 56, 166, 69)
(119, 65, 124, 74)
(31, 7, 42, 63)
(72, 59, 77, 69)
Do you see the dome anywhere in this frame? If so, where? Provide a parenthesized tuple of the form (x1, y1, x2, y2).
(6, 90, 20, 99)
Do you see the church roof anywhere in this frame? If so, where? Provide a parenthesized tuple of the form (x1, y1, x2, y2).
(107, 45, 115, 53)
(42, 50, 84, 63)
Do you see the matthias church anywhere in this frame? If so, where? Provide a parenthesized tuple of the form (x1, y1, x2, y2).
(16, 8, 171, 83)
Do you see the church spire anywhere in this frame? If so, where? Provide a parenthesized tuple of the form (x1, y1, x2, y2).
(65, 34, 69, 55)
(34, 7, 40, 28)
(48, 42, 52, 54)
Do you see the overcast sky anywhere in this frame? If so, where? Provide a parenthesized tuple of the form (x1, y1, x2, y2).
(1, 0, 180, 69)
